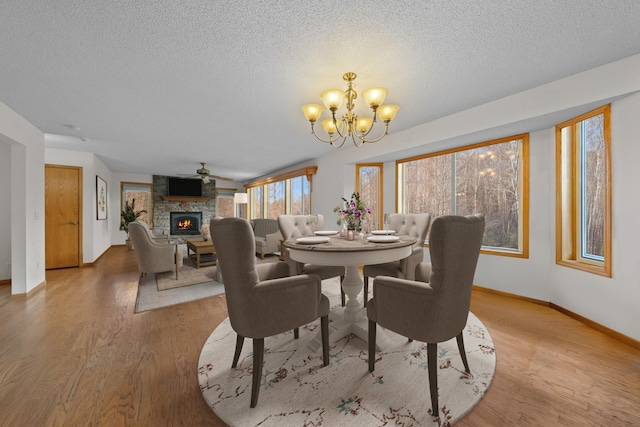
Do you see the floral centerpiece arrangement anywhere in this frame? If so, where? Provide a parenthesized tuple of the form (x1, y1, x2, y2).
(334, 192, 371, 232)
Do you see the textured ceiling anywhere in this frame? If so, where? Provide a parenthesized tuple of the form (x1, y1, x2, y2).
(2, 1, 640, 181)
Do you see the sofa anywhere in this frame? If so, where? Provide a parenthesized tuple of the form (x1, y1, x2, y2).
(252, 218, 282, 259)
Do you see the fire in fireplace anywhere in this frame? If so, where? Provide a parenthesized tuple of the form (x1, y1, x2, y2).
(170, 212, 202, 235)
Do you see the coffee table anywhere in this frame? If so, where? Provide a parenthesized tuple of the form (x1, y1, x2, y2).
(186, 239, 216, 268)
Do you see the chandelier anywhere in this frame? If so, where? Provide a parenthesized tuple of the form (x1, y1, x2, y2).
(301, 72, 400, 148)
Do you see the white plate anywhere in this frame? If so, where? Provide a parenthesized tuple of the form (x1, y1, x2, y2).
(296, 236, 331, 244)
(314, 230, 338, 236)
(371, 230, 396, 235)
(367, 235, 400, 243)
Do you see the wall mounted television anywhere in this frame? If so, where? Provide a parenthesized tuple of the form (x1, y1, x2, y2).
(167, 177, 203, 197)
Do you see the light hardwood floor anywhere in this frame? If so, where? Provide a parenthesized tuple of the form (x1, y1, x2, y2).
(1, 246, 639, 426)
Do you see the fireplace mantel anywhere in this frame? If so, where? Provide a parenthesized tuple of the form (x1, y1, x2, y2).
(162, 195, 210, 202)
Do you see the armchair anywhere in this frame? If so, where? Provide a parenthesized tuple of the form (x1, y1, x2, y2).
(367, 215, 485, 418)
(211, 217, 330, 407)
(278, 214, 346, 306)
(137, 220, 170, 243)
(363, 213, 431, 306)
(251, 218, 281, 259)
(128, 221, 179, 284)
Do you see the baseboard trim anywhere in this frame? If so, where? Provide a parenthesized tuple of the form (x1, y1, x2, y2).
(472, 285, 549, 307)
(0, 278, 10, 286)
(472, 285, 640, 350)
(550, 303, 640, 350)
(10, 280, 47, 298)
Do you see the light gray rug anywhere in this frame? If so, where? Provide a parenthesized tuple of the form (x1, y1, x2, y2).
(135, 254, 280, 313)
(135, 274, 225, 313)
(198, 280, 496, 426)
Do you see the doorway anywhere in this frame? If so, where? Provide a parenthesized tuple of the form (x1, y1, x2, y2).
(45, 164, 83, 269)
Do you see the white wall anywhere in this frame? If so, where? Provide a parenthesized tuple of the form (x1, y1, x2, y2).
(302, 54, 640, 341)
(0, 141, 11, 281)
(547, 93, 640, 340)
(0, 100, 45, 295)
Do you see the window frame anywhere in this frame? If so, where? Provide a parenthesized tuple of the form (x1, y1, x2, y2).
(396, 134, 530, 258)
(245, 166, 317, 219)
(356, 163, 384, 231)
(555, 104, 612, 277)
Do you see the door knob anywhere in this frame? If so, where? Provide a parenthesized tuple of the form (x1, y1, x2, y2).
(70, 221, 78, 225)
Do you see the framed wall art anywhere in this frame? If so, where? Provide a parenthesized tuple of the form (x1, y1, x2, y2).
(96, 176, 107, 220)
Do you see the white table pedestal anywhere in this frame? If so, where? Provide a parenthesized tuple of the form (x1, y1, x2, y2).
(285, 235, 415, 352)
(307, 265, 395, 352)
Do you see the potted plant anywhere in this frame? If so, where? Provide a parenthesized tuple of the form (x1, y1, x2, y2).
(120, 198, 147, 249)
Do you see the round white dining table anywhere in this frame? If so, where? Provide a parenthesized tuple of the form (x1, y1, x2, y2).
(284, 234, 416, 351)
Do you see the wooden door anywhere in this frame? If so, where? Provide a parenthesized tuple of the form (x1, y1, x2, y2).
(45, 165, 82, 269)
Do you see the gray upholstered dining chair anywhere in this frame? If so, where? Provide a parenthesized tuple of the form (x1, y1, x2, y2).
(367, 214, 485, 419)
(128, 221, 179, 284)
(363, 213, 431, 307)
(278, 214, 346, 306)
(210, 217, 330, 408)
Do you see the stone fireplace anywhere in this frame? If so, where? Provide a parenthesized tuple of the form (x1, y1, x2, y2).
(152, 175, 217, 237)
(170, 212, 202, 235)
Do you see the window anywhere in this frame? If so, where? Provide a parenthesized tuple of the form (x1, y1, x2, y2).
(356, 163, 383, 230)
(290, 175, 311, 215)
(556, 105, 611, 277)
(246, 166, 316, 219)
(267, 181, 285, 219)
(215, 188, 235, 218)
(397, 134, 529, 257)
(121, 182, 153, 227)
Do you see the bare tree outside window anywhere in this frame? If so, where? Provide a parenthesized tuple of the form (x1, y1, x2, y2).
(357, 164, 382, 230)
(398, 135, 527, 254)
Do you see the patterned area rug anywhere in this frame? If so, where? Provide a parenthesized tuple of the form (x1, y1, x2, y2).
(198, 281, 496, 426)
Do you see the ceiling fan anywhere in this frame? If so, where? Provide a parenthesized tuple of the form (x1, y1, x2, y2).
(178, 163, 232, 184)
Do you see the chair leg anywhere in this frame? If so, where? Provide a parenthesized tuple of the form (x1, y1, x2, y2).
(363, 276, 369, 307)
(250, 338, 264, 408)
(427, 343, 439, 418)
(340, 275, 345, 307)
(368, 319, 377, 372)
(321, 315, 329, 366)
(294, 328, 299, 339)
(456, 332, 471, 373)
(232, 335, 245, 368)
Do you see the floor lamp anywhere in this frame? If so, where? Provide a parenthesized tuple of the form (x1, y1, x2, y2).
(234, 192, 248, 218)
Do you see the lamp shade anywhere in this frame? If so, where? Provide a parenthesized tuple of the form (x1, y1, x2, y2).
(301, 104, 324, 122)
(362, 87, 387, 108)
(320, 89, 345, 110)
(321, 118, 338, 135)
(356, 117, 373, 133)
(234, 192, 248, 204)
(378, 104, 400, 122)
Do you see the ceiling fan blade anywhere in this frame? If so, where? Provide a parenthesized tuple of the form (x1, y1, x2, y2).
(207, 174, 234, 181)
